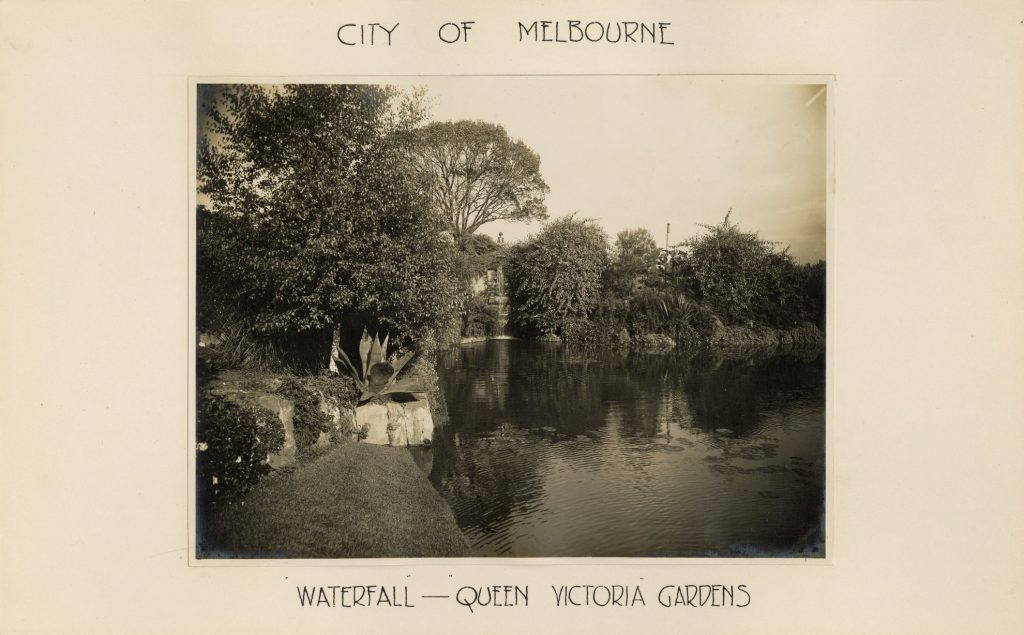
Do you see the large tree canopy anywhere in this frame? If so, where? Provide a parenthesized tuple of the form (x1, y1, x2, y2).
(409, 120, 550, 245)
(198, 84, 460, 368)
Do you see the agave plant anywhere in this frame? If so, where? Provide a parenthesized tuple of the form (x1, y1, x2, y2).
(332, 329, 423, 403)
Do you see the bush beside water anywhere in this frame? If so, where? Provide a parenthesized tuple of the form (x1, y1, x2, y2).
(504, 214, 824, 353)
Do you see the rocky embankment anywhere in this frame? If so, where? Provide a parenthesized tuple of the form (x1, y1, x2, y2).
(205, 369, 436, 470)
(709, 321, 824, 350)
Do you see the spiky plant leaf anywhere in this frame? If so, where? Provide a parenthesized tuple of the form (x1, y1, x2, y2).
(390, 350, 416, 378)
(379, 376, 427, 395)
(333, 348, 363, 385)
(358, 328, 372, 381)
(369, 332, 385, 367)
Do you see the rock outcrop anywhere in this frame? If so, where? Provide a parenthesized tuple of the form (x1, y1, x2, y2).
(205, 371, 358, 468)
(710, 322, 824, 350)
(356, 397, 434, 447)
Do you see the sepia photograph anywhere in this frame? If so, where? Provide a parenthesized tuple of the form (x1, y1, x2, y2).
(193, 77, 828, 559)
(6, 0, 1024, 632)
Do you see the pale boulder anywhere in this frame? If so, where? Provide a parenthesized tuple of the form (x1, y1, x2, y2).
(356, 398, 435, 446)
(254, 394, 296, 468)
(357, 402, 391, 445)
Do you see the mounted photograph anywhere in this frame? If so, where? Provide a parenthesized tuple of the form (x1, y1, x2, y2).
(192, 76, 829, 559)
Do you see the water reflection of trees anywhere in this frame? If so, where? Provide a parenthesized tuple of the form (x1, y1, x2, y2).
(680, 351, 824, 436)
(440, 342, 609, 436)
(599, 352, 692, 438)
(438, 343, 823, 441)
(436, 344, 513, 436)
(432, 341, 825, 547)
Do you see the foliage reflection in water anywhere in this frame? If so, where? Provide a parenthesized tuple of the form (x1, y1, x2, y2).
(430, 340, 825, 557)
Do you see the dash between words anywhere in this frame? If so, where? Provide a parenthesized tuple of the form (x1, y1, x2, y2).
(296, 584, 749, 610)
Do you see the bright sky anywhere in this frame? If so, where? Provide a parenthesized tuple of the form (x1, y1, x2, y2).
(410, 76, 827, 262)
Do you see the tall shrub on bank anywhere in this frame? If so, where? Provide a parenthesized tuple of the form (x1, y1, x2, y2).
(506, 215, 608, 335)
(664, 212, 809, 328)
(197, 84, 460, 370)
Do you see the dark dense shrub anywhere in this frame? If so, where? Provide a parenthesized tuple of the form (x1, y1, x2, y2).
(197, 317, 333, 374)
(663, 213, 817, 329)
(197, 392, 285, 505)
(463, 296, 500, 337)
(197, 84, 460, 371)
(589, 287, 715, 351)
(800, 260, 826, 330)
(559, 317, 622, 348)
(542, 216, 823, 352)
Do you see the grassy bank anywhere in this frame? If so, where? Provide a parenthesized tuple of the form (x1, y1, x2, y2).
(198, 443, 469, 558)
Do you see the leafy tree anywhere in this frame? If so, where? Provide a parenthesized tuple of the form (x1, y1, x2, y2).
(506, 215, 608, 335)
(604, 228, 661, 297)
(198, 84, 460, 370)
(409, 120, 549, 246)
(453, 232, 503, 286)
(664, 211, 805, 327)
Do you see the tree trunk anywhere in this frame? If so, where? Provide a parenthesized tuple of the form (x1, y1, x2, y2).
(328, 324, 342, 374)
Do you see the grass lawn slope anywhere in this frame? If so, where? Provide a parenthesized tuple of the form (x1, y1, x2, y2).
(198, 443, 469, 558)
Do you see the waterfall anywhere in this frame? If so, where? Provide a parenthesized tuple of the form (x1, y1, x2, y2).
(494, 261, 508, 336)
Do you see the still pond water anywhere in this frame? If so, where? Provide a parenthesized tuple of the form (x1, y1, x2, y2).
(429, 340, 825, 557)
